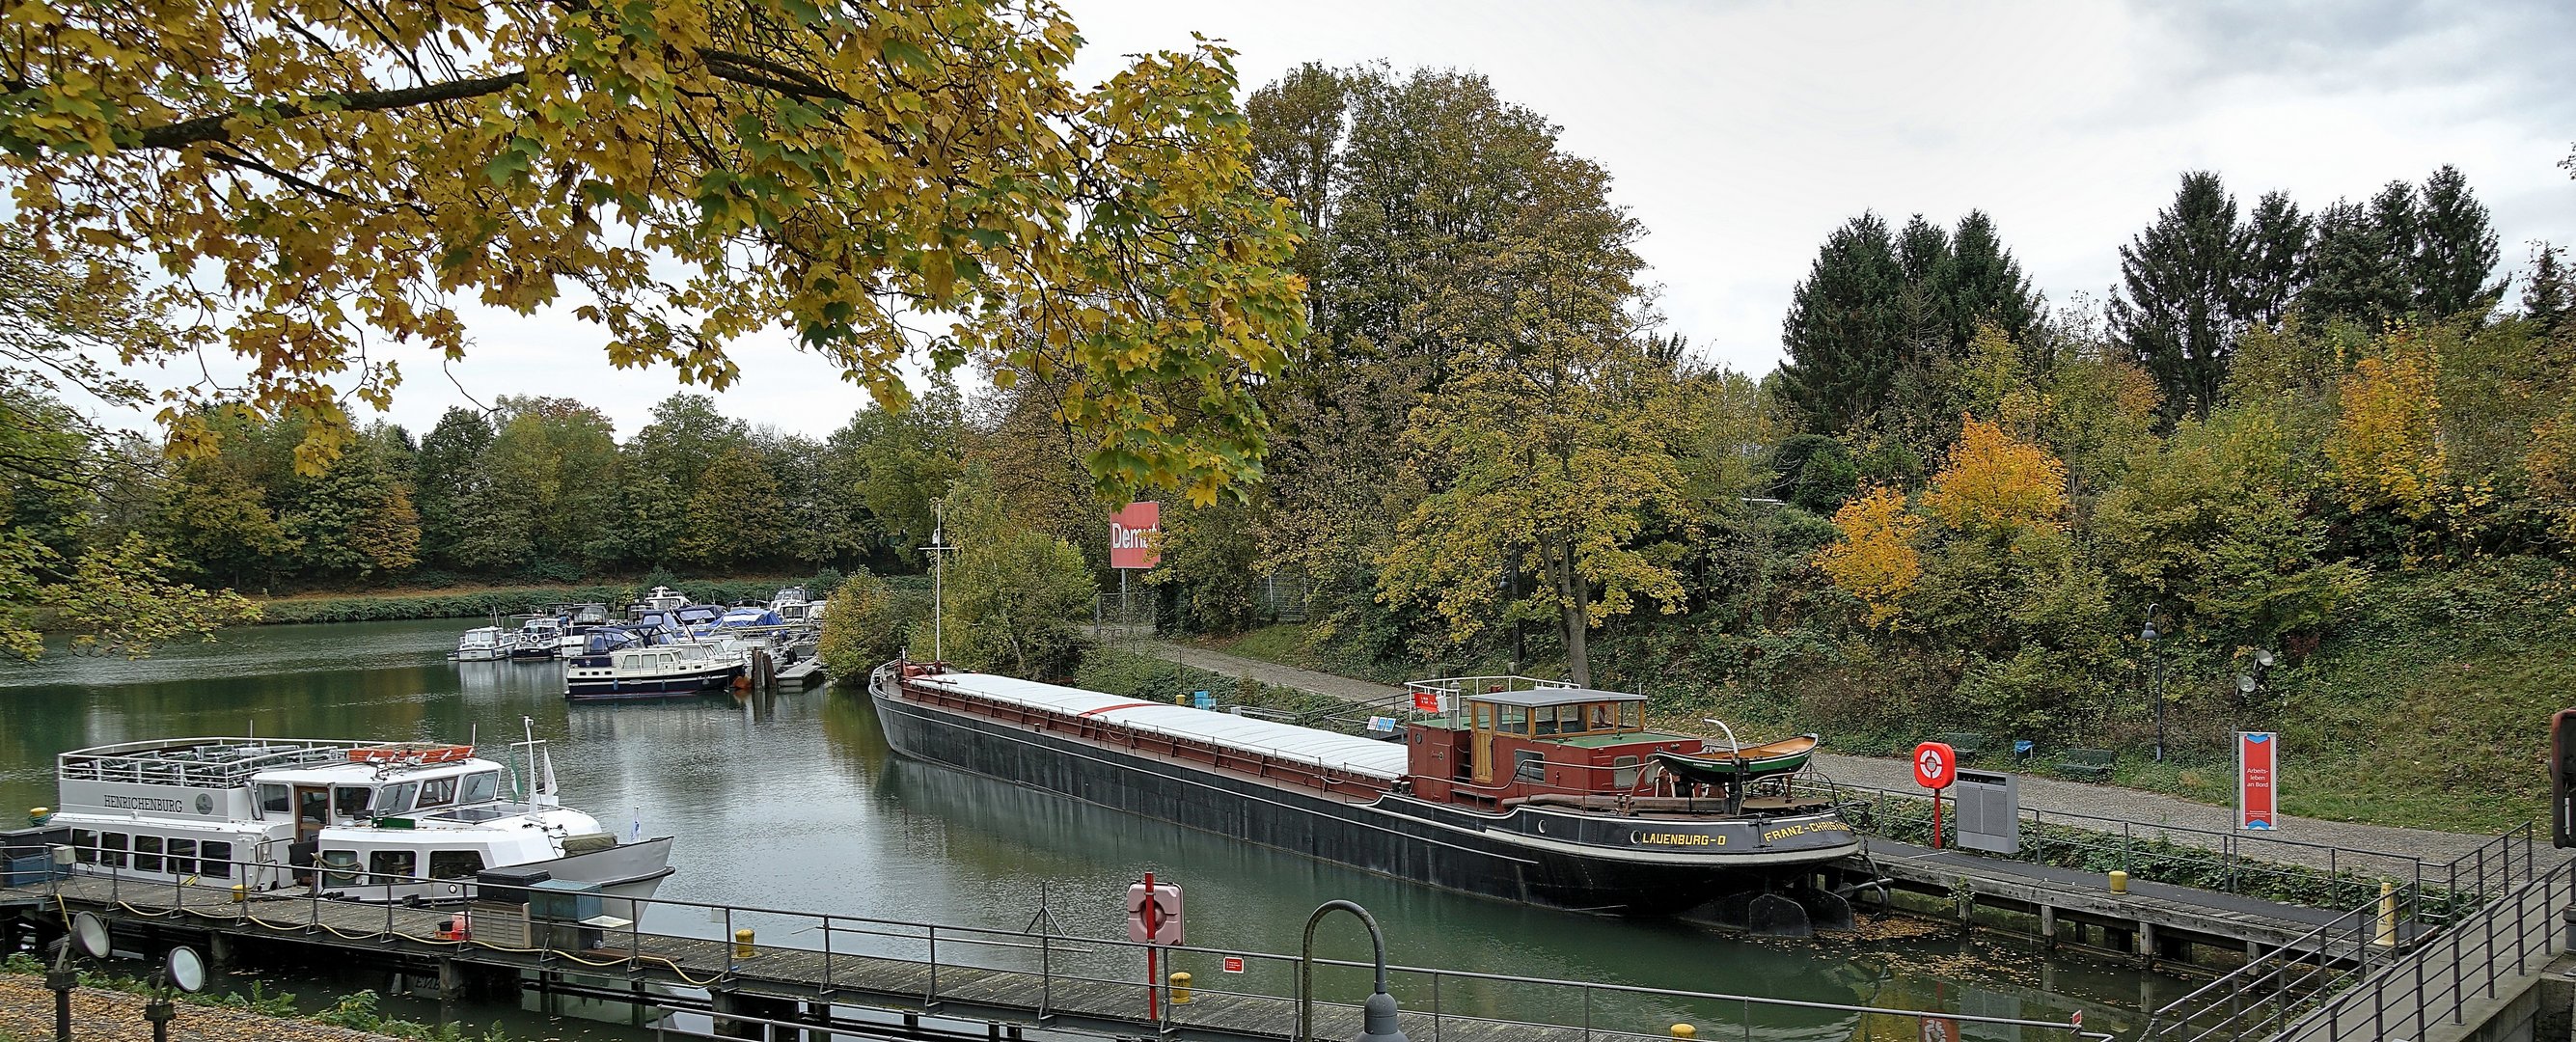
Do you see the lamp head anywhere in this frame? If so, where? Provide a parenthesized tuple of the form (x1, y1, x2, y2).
(2255, 648, 2276, 668)
(2237, 674, 2258, 694)
(2140, 622, 2158, 642)
(1354, 990, 1411, 1042)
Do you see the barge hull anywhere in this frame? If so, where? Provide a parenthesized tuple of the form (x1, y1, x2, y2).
(870, 675, 1846, 915)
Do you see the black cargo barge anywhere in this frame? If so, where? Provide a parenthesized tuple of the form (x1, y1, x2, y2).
(869, 663, 1859, 922)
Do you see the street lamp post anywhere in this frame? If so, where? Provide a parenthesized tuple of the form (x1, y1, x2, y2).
(2235, 648, 2276, 705)
(1299, 900, 1410, 1042)
(2141, 606, 2165, 763)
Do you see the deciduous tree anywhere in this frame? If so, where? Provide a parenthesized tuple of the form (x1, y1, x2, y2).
(0, 0, 1304, 501)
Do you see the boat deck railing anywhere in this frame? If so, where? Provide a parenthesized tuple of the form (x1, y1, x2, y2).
(57, 737, 371, 787)
(1403, 674, 1576, 701)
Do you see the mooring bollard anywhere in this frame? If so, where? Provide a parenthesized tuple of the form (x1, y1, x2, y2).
(2374, 881, 2398, 947)
(734, 928, 756, 959)
(1168, 971, 1192, 1005)
(2108, 870, 2128, 894)
(1671, 1024, 1697, 1038)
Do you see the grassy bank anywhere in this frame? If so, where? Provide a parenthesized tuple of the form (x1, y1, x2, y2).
(0, 954, 514, 1041)
(1188, 560, 2572, 836)
(247, 572, 917, 625)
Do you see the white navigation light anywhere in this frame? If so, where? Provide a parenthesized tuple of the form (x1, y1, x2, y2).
(165, 946, 207, 993)
(70, 911, 110, 959)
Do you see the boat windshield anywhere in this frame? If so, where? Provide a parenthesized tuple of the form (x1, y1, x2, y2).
(333, 785, 374, 821)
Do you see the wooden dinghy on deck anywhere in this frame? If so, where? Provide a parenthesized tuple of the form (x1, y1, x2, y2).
(1650, 733, 1821, 786)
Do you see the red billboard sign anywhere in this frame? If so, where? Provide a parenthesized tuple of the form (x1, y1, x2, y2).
(1110, 502, 1161, 570)
(1412, 689, 1441, 713)
(2238, 731, 2278, 831)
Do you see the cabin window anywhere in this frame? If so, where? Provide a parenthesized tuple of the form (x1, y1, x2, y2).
(71, 829, 96, 864)
(1513, 749, 1547, 783)
(378, 782, 419, 816)
(334, 785, 374, 821)
(1613, 755, 1642, 789)
(1590, 704, 1614, 732)
(459, 772, 501, 805)
(428, 850, 484, 880)
(258, 783, 289, 818)
(166, 838, 197, 877)
(1620, 703, 1642, 730)
(370, 849, 418, 884)
(133, 835, 164, 873)
(199, 841, 233, 881)
(297, 788, 330, 827)
(417, 777, 458, 809)
(97, 832, 127, 869)
(1534, 706, 1564, 736)
(319, 849, 361, 889)
(1498, 707, 1529, 736)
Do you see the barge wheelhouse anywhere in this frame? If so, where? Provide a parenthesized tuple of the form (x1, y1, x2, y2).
(35, 737, 674, 907)
(869, 663, 1858, 927)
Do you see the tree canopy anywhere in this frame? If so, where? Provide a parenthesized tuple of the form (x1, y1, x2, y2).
(0, 0, 1305, 502)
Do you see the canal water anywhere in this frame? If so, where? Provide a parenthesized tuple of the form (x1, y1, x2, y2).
(0, 618, 2194, 1039)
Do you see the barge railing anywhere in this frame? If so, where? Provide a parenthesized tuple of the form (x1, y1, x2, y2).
(26, 853, 2118, 1041)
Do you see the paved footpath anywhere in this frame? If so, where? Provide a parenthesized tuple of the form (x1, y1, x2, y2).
(1137, 640, 2520, 871)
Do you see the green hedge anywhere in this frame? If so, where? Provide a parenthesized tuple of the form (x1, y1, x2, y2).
(254, 576, 862, 625)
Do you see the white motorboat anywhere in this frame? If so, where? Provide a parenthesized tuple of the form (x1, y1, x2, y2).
(41, 734, 675, 909)
(564, 642, 742, 699)
(507, 616, 565, 660)
(454, 626, 508, 662)
(768, 587, 821, 624)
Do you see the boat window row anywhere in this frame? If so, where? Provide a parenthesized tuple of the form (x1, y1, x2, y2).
(1470, 701, 1643, 737)
(69, 830, 234, 879)
(318, 847, 486, 889)
(253, 772, 501, 822)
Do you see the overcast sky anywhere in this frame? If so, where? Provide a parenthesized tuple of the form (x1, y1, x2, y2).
(107, 0, 2576, 441)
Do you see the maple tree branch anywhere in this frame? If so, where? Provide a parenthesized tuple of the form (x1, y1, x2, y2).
(130, 70, 530, 151)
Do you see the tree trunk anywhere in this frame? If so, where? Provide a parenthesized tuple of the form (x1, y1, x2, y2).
(1546, 535, 1592, 688)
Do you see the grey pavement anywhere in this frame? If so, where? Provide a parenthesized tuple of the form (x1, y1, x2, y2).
(1134, 639, 2519, 872)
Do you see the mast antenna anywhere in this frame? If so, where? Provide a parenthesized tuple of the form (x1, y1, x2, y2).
(927, 503, 955, 663)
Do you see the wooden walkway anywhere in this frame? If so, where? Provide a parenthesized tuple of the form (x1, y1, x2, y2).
(1862, 838, 2414, 963)
(0, 876, 1627, 1042)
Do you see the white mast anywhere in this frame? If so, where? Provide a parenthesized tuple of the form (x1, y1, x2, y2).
(927, 503, 954, 663)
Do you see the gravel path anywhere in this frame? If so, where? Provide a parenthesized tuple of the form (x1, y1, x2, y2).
(0, 974, 397, 1042)
(1137, 640, 2523, 874)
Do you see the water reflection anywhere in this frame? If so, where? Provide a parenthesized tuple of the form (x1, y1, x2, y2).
(0, 618, 2180, 1039)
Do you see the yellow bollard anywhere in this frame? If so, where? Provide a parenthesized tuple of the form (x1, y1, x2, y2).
(28, 807, 51, 826)
(2374, 881, 2398, 947)
(231, 883, 247, 903)
(1168, 971, 1192, 1005)
(2108, 870, 2128, 894)
(1671, 1025, 1698, 1038)
(1175, 693, 1189, 704)
(733, 928, 756, 959)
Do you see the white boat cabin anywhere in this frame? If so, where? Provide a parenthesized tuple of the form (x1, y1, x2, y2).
(50, 738, 619, 902)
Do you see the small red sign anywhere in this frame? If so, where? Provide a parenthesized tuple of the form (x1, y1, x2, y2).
(1221, 956, 1246, 973)
(1411, 689, 1440, 713)
(1913, 742, 1956, 790)
(1110, 502, 1162, 570)
(2238, 731, 2278, 831)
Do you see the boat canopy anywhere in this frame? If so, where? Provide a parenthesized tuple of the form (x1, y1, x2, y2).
(1461, 687, 1650, 709)
(717, 608, 784, 627)
(913, 672, 1410, 781)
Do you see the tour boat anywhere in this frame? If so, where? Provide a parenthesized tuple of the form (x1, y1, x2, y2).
(563, 642, 742, 699)
(41, 735, 675, 908)
(869, 665, 1861, 928)
(453, 627, 507, 662)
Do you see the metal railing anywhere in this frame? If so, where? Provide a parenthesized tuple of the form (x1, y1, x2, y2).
(34, 856, 2117, 1042)
(2148, 851, 2572, 1042)
(2146, 826, 2551, 1042)
(1798, 775, 2507, 910)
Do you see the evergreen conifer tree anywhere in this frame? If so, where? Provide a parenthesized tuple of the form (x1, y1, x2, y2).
(2238, 191, 2313, 327)
(1948, 210, 2041, 348)
(1778, 212, 1906, 431)
(2413, 164, 2505, 318)
(2301, 199, 2409, 325)
(2525, 244, 2571, 328)
(2110, 171, 2247, 421)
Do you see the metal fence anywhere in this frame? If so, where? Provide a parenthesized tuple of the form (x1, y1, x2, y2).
(2146, 826, 2554, 1042)
(37, 862, 2117, 1042)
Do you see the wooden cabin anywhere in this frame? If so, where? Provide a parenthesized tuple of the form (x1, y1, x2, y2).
(1403, 687, 1705, 807)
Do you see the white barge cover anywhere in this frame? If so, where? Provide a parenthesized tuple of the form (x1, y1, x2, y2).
(911, 671, 1409, 782)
